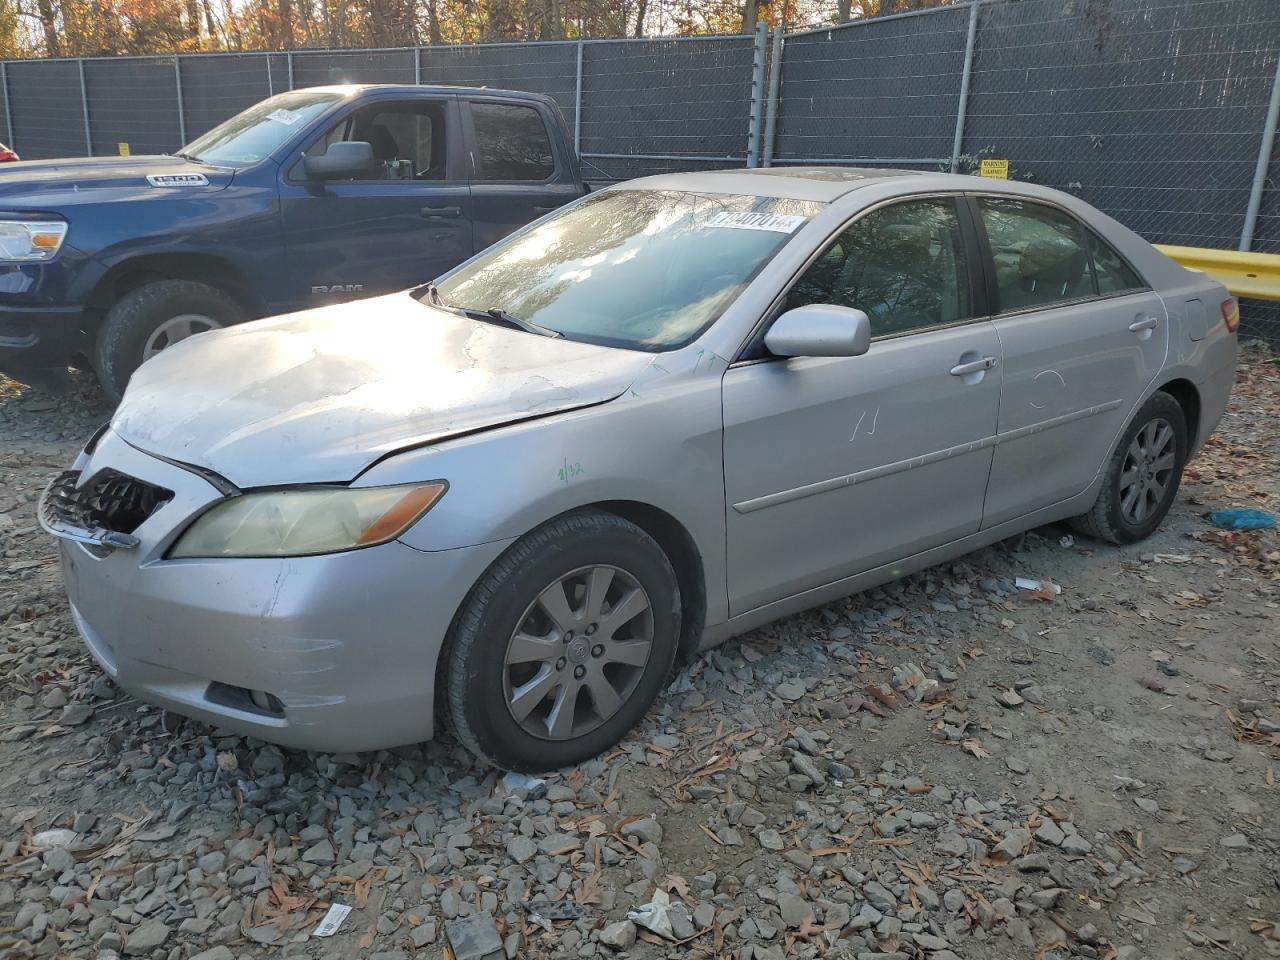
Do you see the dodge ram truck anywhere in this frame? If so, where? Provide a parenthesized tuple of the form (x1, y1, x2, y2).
(0, 84, 586, 398)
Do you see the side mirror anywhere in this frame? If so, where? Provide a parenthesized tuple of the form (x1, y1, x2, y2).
(303, 141, 376, 180)
(764, 304, 871, 358)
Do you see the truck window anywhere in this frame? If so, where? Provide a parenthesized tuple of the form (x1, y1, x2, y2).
(471, 102, 555, 182)
(313, 101, 449, 181)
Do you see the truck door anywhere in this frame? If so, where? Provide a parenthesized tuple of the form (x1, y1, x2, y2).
(279, 95, 474, 309)
(463, 98, 582, 253)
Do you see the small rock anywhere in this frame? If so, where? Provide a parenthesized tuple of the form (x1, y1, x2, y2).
(598, 920, 636, 950)
(622, 818, 663, 845)
(123, 919, 170, 955)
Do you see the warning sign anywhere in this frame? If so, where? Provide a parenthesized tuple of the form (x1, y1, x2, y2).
(117, 142, 131, 157)
(979, 158, 1009, 179)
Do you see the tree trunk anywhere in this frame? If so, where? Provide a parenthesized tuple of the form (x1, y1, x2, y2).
(837, 0, 852, 22)
(426, 0, 443, 44)
(35, 0, 61, 56)
(633, 0, 646, 37)
(741, 0, 757, 34)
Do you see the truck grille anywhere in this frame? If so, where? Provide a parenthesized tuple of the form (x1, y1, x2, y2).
(42, 469, 173, 537)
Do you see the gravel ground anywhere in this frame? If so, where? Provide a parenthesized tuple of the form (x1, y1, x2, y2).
(1, 351, 1278, 960)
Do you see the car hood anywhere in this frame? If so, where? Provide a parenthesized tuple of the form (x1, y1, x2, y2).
(0, 156, 233, 206)
(111, 293, 650, 487)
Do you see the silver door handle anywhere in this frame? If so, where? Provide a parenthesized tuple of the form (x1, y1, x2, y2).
(1129, 316, 1159, 332)
(950, 356, 999, 377)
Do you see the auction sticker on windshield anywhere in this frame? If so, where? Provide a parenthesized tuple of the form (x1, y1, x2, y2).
(705, 211, 807, 233)
(267, 109, 302, 125)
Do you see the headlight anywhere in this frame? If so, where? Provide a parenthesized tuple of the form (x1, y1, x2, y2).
(169, 482, 447, 559)
(0, 220, 68, 262)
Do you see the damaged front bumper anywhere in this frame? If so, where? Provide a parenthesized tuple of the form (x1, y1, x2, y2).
(48, 428, 509, 753)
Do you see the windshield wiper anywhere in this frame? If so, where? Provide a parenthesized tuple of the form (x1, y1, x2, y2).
(171, 151, 212, 166)
(473, 308, 562, 339)
(416, 284, 560, 338)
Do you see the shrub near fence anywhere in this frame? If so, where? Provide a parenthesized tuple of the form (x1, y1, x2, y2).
(1, 0, 1278, 336)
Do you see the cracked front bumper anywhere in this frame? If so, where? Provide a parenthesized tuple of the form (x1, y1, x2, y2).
(57, 429, 509, 753)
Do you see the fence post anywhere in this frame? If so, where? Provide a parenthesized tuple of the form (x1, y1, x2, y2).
(1241, 51, 1280, 252)
(78, 59, 92, 157)
(949, 0, 979, 174)
(574, 41, 584, 157)
(267, 54, 274, 96)
(415, 47, 422, 85)
(1, 63, 13, 153)
(746, 21, 768, 167)
(287, 52, 295, 91)
(174, 56, 187, 145)
(762, 24, 784, 167)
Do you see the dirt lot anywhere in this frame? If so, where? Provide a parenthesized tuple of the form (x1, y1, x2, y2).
(1, 351, 1278, 960)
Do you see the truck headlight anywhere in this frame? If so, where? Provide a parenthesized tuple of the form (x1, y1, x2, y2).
(0, 220, 68, 261)
(169, 482, 447, 559)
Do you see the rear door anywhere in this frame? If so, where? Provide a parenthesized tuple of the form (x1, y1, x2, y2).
(970, 195, 1169, 527)
(722, 195, 1002, 616)
(463, 98, 582, 253)
(279, 95, 473, 308)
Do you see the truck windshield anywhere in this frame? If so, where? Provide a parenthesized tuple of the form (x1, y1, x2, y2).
(428, 190, 824, 351)
(181, 90, 346, 168)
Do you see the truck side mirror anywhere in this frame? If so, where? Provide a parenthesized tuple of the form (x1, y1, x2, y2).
(303, 141, 376, 181)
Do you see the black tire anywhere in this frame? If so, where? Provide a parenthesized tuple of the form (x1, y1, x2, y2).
(444, 510, 681, 772)
(94, 279, 245, 402)
(1071, 391, 1188, 545)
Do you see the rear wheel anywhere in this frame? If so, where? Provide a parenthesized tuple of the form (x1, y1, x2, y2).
(94, 279, 243, 402)
(444, 510, 681, 771)
(1071, 391, 1187, 544)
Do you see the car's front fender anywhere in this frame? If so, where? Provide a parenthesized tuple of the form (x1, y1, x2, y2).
(359, 355, 731, 627)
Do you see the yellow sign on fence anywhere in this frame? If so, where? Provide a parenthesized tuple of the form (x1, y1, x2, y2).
(117, 142, 131, 157)
(979, 158, 1009, 179)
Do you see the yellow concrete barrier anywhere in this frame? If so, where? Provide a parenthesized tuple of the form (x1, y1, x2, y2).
(1155, 244, 1280, 302)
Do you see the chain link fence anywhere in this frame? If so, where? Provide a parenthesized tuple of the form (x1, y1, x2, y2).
(1, 0, 1278, 336)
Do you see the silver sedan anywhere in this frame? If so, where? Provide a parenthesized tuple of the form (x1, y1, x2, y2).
(42, 168, 1238, 771)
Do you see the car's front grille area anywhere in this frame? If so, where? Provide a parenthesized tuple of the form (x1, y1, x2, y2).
(43, 469, 173, 536)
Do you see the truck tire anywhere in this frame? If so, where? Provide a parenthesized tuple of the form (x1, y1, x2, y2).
(94, 279, 244, 402)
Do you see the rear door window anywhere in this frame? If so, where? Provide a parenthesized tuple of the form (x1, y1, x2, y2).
(470, 102, 555, 182)
(976, 198, 1094, 312)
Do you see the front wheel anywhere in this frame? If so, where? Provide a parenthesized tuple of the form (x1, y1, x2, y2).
(1071, 391, 1188, 544)
(94, 279, 244, 402)
(444, 510, 681, 771)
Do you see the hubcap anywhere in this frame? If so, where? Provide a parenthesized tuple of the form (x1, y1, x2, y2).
(503, 564, 654, 741)
(141, 314, 222, 361)
(1118, 417, 1176, 526)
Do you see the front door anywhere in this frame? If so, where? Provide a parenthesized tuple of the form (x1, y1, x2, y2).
(722, 196, 1002, 616)
(279, 96, 473, 309)
(463, 98, 582, 252)
(970, 195, 1169, 527)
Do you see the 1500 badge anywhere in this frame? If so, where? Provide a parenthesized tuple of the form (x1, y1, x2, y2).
(146, 174, 210, 187)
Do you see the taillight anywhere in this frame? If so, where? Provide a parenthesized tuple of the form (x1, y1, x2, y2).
(1220, 297, 1239, 334)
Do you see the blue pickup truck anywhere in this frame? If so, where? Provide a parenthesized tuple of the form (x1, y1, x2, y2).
(0, 85, 586, 398)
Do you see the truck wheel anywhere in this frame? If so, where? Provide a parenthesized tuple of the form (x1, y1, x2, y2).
(94, 279, 244, 402)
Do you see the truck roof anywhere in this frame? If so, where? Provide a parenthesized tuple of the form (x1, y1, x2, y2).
(301, 84, 558, 105)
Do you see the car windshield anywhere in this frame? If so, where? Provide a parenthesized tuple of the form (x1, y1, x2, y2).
(180, 90, 347, 167)
(428, 189, 824, 351)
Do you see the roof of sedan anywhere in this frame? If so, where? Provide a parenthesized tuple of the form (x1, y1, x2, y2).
(615, 167, 973, 202)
